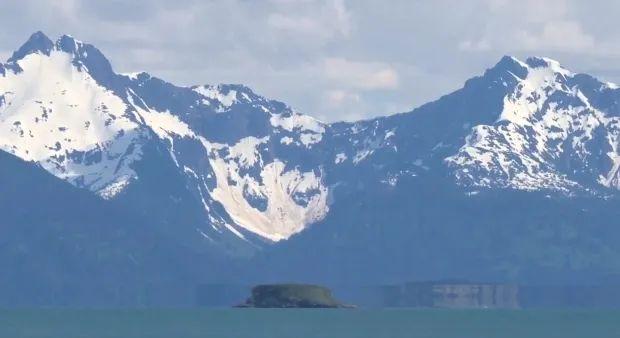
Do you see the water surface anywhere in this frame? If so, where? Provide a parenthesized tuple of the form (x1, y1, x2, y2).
(1, 309, 618, 338)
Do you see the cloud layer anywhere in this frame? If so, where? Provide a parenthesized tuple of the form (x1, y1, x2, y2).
(1, 0, 619, 121)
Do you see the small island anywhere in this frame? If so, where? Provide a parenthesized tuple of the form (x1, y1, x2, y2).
(237, 284, 353, 308)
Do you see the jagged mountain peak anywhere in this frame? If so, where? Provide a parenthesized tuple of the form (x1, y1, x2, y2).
(493, 55, 528, 70)
(484, 55, 572, 83)
(7, 32, 84, 63)
(5, 32, 116, 80)
(55, 34, 86, 55)
(494, 55, 566, 70)
(447, 54, 620, 194)
(524, 56, 568, 72)
(0, 32, 146, 199)
(499, 55, 566, 71)
(7, 31, 54, 63)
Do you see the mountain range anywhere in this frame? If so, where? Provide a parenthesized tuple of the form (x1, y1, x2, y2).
(2, 32, 620, 306)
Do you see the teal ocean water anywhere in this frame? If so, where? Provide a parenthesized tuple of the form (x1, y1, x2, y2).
(1, 309, 618, 338)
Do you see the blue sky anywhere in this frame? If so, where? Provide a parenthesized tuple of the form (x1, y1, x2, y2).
(1, 0, 619, 122)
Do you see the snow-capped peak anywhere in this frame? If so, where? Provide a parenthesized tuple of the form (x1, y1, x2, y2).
(0, 33, 146, 198)
(447, 55, 620, 193)
(7, 32, 88, 64)
(486, 56, 572, 81)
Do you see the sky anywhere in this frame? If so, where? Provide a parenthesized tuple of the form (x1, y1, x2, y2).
(1, 0, 620, 122)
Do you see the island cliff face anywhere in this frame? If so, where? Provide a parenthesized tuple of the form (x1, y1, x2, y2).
(382, 281, 519, 309)
(238, 284, 350, 308)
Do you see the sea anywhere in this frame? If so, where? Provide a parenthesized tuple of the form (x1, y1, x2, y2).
(1, 308, 618, 338)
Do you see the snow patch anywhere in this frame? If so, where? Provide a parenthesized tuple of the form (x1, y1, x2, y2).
(270, 113, 325, 134)
(300, 132, 322, 146)
(280, 136, 294, 145)
(136, 106, 195, 140)
(217, 136, 268, 169)
(334, 152, 347, 164)
(123, 72, 143, 81)
(193, 85, 238, 110)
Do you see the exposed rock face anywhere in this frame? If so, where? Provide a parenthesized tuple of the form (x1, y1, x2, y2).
(382, 281, 520, 309)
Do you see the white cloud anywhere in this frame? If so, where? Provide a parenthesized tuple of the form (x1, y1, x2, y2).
(323, 58, 399, 90)
(325, 89, 360, 106)
(267, 0, 351, 42)
(466, 0, 595, 53)
(317, 89, 368, 122)
(268, 14, 324, 34)
(514, 20, 595, 51)
(0, 51, 10, 62)
(332, 0, 351, 37)
(49, 0, 79, 18)
(459, 39, 492, 52)
(485, 0, 569, 22)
